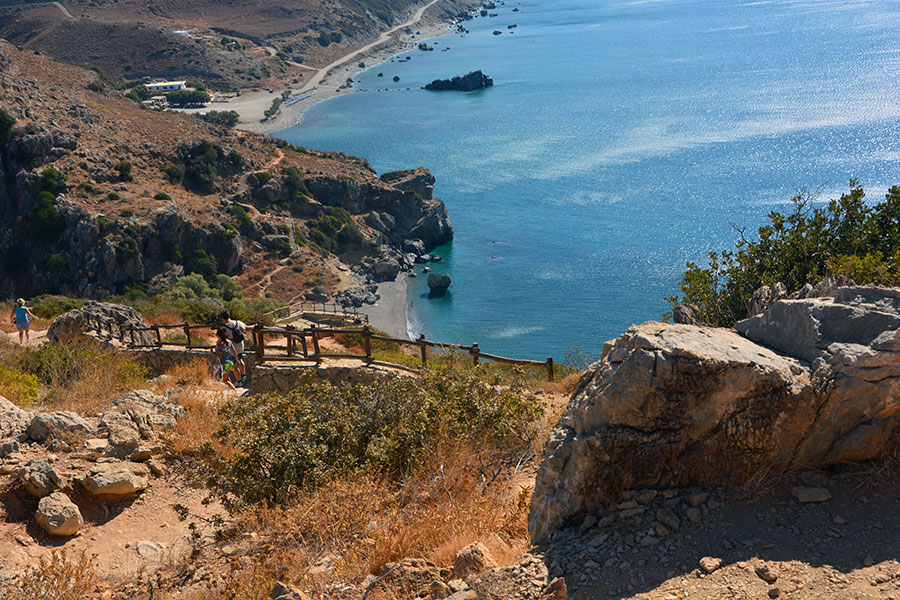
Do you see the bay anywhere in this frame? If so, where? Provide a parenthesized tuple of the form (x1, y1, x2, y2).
(278, 0, 900, 361)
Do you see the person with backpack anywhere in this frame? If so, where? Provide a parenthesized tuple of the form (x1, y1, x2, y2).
(9, 298, 36, 345)
(211, 327, 239, 390)
(220, 311, 247, 381)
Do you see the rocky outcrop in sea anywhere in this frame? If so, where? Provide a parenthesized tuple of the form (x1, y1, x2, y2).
(424, 70, 494, 92)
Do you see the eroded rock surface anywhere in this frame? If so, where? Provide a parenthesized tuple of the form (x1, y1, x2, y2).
(0, 395, 29, 439)
(530, 286, 900, 543)
(47, 301, 153, 345)
(80, 459, 149, 497)
(36, 492, 83, 536)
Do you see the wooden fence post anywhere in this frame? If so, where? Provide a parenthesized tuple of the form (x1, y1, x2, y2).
(418, 334, 427, 369)
(153, 325, 162, 348)
(256, 325, 266, 362)
(300, 332, 308, 358)
(363, 325, 372, 360)
(471, 342, 480, 366)
(547, 357, 555, 382)
(310, 325, 320, 358)
(286, 325, 295, 357)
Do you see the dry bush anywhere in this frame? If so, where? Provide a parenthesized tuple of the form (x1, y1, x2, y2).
(164, 357, 211, 388)
(0, 549, 98, 600)
(229, 444, 532, 596)
(165, 390, 232, 459)
(531, 371, 583, 396)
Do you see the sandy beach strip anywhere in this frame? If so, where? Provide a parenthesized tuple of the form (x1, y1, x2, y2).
(365, 277, 412, 340)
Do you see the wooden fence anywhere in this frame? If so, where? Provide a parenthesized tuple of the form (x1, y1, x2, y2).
(84, 318, 555, 381)
(262, 301, 369, 326)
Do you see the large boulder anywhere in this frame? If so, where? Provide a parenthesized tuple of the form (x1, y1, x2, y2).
(28, 411, 96, 443)
(0, 395, 29, 439)
(100, 390, 184, 457)
(36, 492, 83, 536)
(530, 285, 900, 543)
(20, 460, 65, 498)
(47, 301, 153, 345)
(80, 460, 149, 497)
(424, 70, 494, 92)
(427, 272, 452, 296)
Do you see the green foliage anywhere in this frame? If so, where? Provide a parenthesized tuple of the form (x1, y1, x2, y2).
(78, 182, 94, 193)
(30, 295, 84, 318)
(29, 191, 64, 243)
(165, 89, 211, 106)
(207, 367, 542, 505)
(196, 110, 239, 127)
(379, 170, 408, 183)
(114, 161, 133, 182)
(263, 96, 282, 120)
(0, 107, 16, 146)
(253, 171, 273, 183)
(229, 204, 252, 227)
(0, 364, 40, 407)
(107, 192, 120, 201)
(40, 167, 63, 192)
(161, 241, 182, 263)
(317, 31, 343, 47)
(129, 85, 152, 101)
(306, 206, 361, 254)
(281, 166, 308, 197)
(154, 192, 171, 200)
(667, 182, 900, 326)
(177, 141, 242, 193)
(161, 163, 182, 183)
(120, 209, 134, 218)
(96, 216, 111, 234)
(46, 253, 67, 274)
(191, 249, 218, 277)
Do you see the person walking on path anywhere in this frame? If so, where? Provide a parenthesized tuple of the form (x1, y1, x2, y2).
(220, 311, 248, 381)
(9, 298, 36, 345)
(211, 327, 240, 390)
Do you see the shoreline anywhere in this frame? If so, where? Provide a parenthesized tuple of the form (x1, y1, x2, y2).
(366, 277, 412, 340)
(179, 5, 465, 136)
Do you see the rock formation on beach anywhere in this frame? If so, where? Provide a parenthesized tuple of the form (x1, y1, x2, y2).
(529, 284, 900, 543)
(427, 272, 452, 296)
(424, 70, 494, 92)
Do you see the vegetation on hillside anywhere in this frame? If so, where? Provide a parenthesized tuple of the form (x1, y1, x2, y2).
(667, 182, 900, 326)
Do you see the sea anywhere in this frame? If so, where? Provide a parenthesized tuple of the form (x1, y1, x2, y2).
(277, 0, 900, 362)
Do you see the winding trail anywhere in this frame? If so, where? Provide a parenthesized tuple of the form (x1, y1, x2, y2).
(299, 0, 444, 93)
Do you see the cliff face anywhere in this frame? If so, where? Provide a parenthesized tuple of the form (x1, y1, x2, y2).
(0, 42, 451, 301)
(529, 285, 900, 543)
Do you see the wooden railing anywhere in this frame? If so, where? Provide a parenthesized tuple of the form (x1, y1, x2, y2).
(262, 301, 369, 325)
(83, 317, 555, 381)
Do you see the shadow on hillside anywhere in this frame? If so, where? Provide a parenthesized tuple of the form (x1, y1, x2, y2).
(536, 463, 900, 599)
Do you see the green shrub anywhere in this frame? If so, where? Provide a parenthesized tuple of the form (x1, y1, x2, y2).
(0, 364, 40, 407)
(30, 295, 84, 318)
(162, 241, 182, 263)
(114, 161, 133, 182)
(191, 249, 217, 277)
(379, 170, 407, 183)
(78, 182, 94, 192)
(29, 191, 64, 243)
(197, 110, 239, 127)
(165, 89, 211, 106)
(253, 171, 272, 183)
(154, 192, 171, 200)
(107, 192, 120, 201)
(306, 206, 361, 254)
(282, 166, 308, 197)
(667, 182, 900, 326)
(206, 367, 542, 505)
(41, 167, 63, 192)
(46, 253, 67, 274)
(119, 209, 134, 218)
(0, 107, 15, 145)
(96, 216, 111, 234)
(229, 204, 252, 227)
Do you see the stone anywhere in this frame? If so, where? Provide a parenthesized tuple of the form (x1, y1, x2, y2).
(424, 70, 494, 92)
(541, 577, 568, 600)
(28, 412, 96, 443)
(656, 509, 680, 531)
(48, 301, 153, 345)
(20, 460, 64, 498)
(699, 557, 723, 574)
(686, 507, 702, 523)
(136, 540, 164, 557)
(768, 587, 781, 598)
(0, 396, 29, 439)
(80, 460, 149, 497)
(269, 581, 308, 600)
(452, 542, 497, 579)
(756, 564, 778, 583)
(366, 558, 444, 599)
(791, 486, 831, 503)
(530, 286, 900, 542)
(672, 304, 699, 325)
(687, 492, 710, 507)
(0, 438, 20, 458)
(427, 272, 452, 296)
(35, 492, 82, 536)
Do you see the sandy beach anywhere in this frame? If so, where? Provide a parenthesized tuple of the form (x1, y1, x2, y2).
(366, 277, 412, 340)
(178, 8, 460, 135)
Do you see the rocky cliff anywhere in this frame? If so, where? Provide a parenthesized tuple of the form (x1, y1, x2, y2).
(0, 42, 451, 302)
(529, 285, 900, 543)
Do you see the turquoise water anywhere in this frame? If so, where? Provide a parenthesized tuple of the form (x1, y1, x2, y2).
(279, 0, 900, 361)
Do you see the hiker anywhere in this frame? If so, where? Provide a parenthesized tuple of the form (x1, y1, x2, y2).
(211, 327, 239, 390)
(220, 311, 247, 380)
(9, 298, 36, 345)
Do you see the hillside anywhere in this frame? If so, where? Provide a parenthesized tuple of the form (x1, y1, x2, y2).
(0, 40, 451, 305)
(0, 0, 477, 90)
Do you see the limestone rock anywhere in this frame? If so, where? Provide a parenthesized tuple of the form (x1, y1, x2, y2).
(0, 395, 29, 439)
(100, 390, 184, 457)
(80, 460, 149, 497)
(427, 272, 452, 296)
(20, 460, 65, 498)
(452, 542, 497, 580)
(699, 557, 723, 574)
(35, 492, 82, 536)
(47, 301, 153, 345)
(28, 411, 96, 443)
(528, 322, 813, 543)
(366, 558, 445, 599)
(269, 581, 308, 600)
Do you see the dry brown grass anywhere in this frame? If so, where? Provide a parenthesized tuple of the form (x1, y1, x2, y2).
(0, 549, 98, 600)
(531, 371, 583, 396)
(165, 390, 233, 459)
(219, 444, 533, 598)
(164, 357, 211, 388)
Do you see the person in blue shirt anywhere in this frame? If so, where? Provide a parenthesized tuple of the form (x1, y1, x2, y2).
(9, 298, 36, 345)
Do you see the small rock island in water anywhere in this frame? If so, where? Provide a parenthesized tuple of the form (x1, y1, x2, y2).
(424, 70, 494, 92)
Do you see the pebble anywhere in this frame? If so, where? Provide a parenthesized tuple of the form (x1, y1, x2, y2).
(688, 492, 710, 507)
(756, 564, 778, 583)
(686, 507, 702, 523)
(832, 515, 847, 526)
(791, 486, 831, 503)
(768, 586, 781, 598)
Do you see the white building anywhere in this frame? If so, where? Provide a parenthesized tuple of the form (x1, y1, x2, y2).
(146, 80, 187, 93)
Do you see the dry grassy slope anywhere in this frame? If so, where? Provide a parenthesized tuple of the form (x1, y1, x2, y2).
(0, 0, 477, 88)
(0, 40, 427, 301)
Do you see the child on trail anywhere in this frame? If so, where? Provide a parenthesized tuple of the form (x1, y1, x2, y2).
(211, 327, 240, 390)
(219, 311, 248, 381)
(9, 298, 36, 345)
